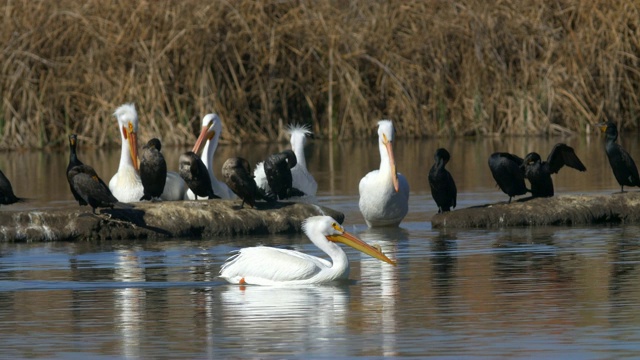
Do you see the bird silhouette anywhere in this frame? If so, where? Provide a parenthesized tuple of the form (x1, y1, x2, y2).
(428, 148, 457, 213)
(598, 121, 640, 193)
(522, 143, 586, 198)
(488, 152, 528, 203)
(139, 138, 167, 201)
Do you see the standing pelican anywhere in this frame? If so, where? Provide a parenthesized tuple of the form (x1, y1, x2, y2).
(428, 148, 457, 213)
(222, 157, 259, 208)
(67, 134, 86, 206)
(358, 120, 410, 227)
(288, 124, 317, 196)
(109, 103, 143, 203)
(188, 114, 236, 199)
(254, 123, 318, 197)
(598, 121, 640, 192)
(219, 215, 396, 285)
(139, 138, 167, 201)
(109, 103, 186, 202)
(0, 169, 22, 206)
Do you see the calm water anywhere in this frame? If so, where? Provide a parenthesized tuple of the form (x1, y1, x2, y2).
(1, 136, 640, 358)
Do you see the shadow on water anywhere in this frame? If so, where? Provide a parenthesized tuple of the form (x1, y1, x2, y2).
(430, 229, 458, 302)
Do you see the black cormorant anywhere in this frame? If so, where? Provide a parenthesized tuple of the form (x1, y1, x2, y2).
(179, 151, 219, 200)
(139, 138, 167, 201)
(428, 148, 457, 213)
(0, 169, 22, 206)
(488, 152, 528, 203)
(522, 143, 586, 198)
(598, 121, 640, 193)
(67, 164, 120, 213)
(222, 157, 259, 208)
(264, 150, 305, 200)
(66, 134, 87, 206)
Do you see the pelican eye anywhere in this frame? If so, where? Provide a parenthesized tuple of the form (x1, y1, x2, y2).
(207, 130, 216, 141)
(331, 222, 342, 231)
(382, 133, 389, 144)
(128, 122, 134, 133)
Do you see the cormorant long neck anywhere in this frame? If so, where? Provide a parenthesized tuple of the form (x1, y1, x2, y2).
(606, 130, 618, 145)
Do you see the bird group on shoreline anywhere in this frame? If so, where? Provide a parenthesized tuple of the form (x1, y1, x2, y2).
(0, 107, 637, 221)
(1, 105, 639, 285)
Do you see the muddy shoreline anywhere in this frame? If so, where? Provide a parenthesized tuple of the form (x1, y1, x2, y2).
(0, 200, 344, 242)
(431, 192, 640, 228)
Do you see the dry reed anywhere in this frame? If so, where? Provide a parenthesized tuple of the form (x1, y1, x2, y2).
(1, 0, 639, 149)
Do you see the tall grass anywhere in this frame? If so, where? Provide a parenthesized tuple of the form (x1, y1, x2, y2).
(1, 0, 639, 149)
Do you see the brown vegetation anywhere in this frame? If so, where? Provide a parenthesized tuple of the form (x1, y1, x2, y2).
(1, 0, 639, 149)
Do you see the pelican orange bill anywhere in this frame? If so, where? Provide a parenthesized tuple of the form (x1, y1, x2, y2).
(327, 231, 396, 266)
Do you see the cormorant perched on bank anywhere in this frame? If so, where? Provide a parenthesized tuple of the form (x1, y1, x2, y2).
(428, 148, 457, 213)
(488, 152, 529, 203)
(0, 169, 22, 206)
(139, 138, 167, 201)
(264, 150, 305, 200)
(67, 164, 120, 213)
(66, 134, 86, 206)
(522, 143, 587, 198)
(179, 151, 219, 200)
(598, 121, 640, 193)
(222, 157, 259, 208)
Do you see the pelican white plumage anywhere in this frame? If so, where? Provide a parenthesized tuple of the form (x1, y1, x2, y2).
(254, 123, 317, 197)
(358, 120, 410, 227)
(109, 103, 186, 202)
(288, 124, 317, 196)
(187, 114, 236, 200)
(109, 103, 144, 203)
(219, 215, 396, 285)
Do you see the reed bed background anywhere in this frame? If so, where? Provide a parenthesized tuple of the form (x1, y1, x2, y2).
(1, 0, 639, 149)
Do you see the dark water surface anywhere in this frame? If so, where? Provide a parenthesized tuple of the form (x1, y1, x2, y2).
(2, 136, 640, 358)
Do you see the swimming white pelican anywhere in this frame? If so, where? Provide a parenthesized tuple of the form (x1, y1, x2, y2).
(358, 120, 410, 227)
(187, 114, 236, 199)
(254, 123, 317, 197)
(219, 215, 396, 285)
(109, 103, 186, 202)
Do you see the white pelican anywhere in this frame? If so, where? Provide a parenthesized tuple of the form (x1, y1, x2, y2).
(109, 103, 186, 202)
(254, 123, 317, 197)
(219, 215, 396, 285)
(109, 103, 144, 202)
(187, 114, 236, 199)
(358, 120, 410, 227)
(288, 124, 317, 196)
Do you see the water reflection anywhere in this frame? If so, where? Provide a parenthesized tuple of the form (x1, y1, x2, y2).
(358, 227, 406, 357)
(114, 249, 145, 359)
(608, 227, 640, 327)
(3, 136, 640, 357)
(431, 229, 458, 304)
(219, 285, 350, 355)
